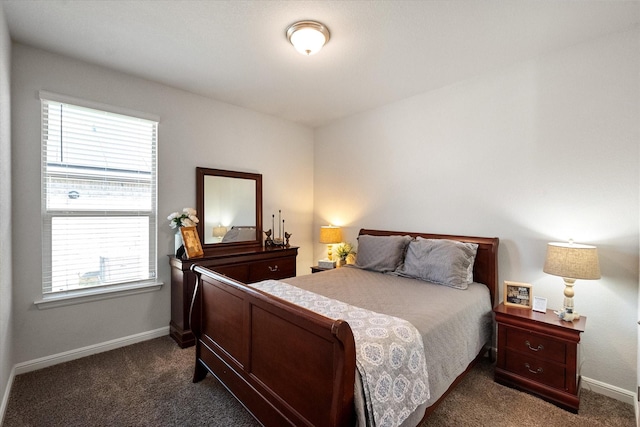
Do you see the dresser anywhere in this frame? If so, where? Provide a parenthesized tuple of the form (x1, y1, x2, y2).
(494, 303, 586, 413)
(169, 246, 299, 348)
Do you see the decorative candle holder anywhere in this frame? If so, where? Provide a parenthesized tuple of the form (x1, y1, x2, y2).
(265, 209, 291, 248)
(265, 229, 288, 248)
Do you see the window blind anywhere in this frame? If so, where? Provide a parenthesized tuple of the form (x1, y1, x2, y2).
(41, 94, 158, 294)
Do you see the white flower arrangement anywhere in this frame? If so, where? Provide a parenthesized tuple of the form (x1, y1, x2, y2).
(168, 207, 199, 229)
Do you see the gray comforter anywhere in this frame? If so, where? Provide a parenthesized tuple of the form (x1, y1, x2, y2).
(281, 266, 493, 427)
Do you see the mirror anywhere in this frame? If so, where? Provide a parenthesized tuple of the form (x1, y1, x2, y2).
(196, 167, 263, 251)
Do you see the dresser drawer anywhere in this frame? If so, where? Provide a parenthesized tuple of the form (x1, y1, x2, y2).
(505, 327, 566, 364)
(505, 351, 566, 389)
(213, 264, 250, 283)
(249, 257, 296, 282)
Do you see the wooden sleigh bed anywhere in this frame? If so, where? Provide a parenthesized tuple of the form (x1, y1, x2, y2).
(190, 229, 499, 426)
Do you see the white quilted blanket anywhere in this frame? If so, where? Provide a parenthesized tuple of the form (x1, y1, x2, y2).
(251, 279, 430, 427)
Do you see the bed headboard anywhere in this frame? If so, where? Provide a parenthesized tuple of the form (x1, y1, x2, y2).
(358, 229, 500, 306)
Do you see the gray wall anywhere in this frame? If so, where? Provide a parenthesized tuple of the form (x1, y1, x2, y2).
(0, 2, 13, 422)
(314, 27, 640, 395)
(10, 43, 314, 364)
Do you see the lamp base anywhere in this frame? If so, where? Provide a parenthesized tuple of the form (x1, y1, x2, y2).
(558, 278, 580, 321)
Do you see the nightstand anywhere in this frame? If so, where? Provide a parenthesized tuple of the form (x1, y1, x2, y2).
(310, 265, 333, 273)
(494, 302, 586, 413)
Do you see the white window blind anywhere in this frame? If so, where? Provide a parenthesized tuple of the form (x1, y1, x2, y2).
(41, 93, 158, 295)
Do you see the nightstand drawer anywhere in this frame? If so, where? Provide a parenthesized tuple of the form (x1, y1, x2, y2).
(249, 257, 296, 281)
(505, 327, 566, 364)
(505, 351, 566, 389)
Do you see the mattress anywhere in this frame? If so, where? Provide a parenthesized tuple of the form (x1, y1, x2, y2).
(282, 266, 493, 426)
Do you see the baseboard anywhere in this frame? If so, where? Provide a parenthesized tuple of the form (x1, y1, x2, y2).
(0, 365, 16, 427)
(13, 326, 170, 375)
(581, 376, 636, 406)
(1, 327, 168, 424)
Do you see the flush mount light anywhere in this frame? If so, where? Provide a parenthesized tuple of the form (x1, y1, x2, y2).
(286, 20, 330, 56)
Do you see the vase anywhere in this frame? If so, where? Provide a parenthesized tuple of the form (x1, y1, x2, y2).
(336, 258, 346, 268)
(175, 228, 184, 256)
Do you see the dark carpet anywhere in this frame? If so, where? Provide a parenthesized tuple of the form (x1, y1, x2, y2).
(3, 336, 635, 426)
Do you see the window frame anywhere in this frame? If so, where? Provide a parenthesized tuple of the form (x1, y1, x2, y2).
(38, 91, 162, 308)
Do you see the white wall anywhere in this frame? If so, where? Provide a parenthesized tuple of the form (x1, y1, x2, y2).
(11, 44, 314, 364)
(314, 28, 639, 394)
(0, 2, 13, 422)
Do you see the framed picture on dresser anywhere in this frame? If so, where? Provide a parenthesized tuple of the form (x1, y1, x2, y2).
(504, 281, 532, 308)
(180, 226, 204, 259)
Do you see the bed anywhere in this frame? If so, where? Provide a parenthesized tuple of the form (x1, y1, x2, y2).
(190, 228, 499, 426)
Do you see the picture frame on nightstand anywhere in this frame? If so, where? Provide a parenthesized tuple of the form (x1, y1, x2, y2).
(532, 296, 548, 313)
(504, 281, 532, 308)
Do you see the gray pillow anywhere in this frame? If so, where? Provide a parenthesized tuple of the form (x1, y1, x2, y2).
(394, 237, 478, 289)
(354, 234, 412, 273)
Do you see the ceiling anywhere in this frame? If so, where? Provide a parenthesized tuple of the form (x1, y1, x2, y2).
(3, 0, 639, 128)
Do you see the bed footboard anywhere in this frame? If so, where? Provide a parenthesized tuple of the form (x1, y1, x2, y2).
(190, 265, 357, 427)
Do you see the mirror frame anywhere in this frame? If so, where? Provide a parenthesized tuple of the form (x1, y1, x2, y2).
(196, 167, 263, 253)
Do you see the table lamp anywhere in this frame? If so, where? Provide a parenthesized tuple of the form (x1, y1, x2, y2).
(319, 226, 342, 260)
(543, 241, 600, 321)
(212, 225, 227, 242)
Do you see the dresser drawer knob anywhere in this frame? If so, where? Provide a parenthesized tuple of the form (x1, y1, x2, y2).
(525, 340, 544, 352)
(524, 363, 543, 374)
(268, 265, 279, 272)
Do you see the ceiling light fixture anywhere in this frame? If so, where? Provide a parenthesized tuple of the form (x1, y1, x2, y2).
(286, 20, 330, 56)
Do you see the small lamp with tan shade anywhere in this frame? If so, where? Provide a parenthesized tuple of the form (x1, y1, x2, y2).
(543, 241, 601, 322)
(319, 225, 342, 261)
(212, 225, 227, 242)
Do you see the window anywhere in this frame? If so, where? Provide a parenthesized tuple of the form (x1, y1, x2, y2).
(41, 92, 158, 295)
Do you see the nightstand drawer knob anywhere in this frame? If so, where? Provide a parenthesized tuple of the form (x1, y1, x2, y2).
(524, 363, 543, 374)
(525, 340, 544, 352)
(268, 265, 279, 272)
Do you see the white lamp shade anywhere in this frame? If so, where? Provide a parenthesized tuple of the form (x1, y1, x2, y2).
(543, 242, 601, 280)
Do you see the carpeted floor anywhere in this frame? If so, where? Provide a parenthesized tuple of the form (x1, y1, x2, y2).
(425, 356, 635, 427)
(3, 336, 635, 426)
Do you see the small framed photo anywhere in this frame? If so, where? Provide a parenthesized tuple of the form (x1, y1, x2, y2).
(180, 226, 204, 259)
(532, 296, 548, 313)
(504, 281, 533, 309)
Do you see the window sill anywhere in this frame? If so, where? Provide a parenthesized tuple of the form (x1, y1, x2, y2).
(34, 281, 164, 310)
